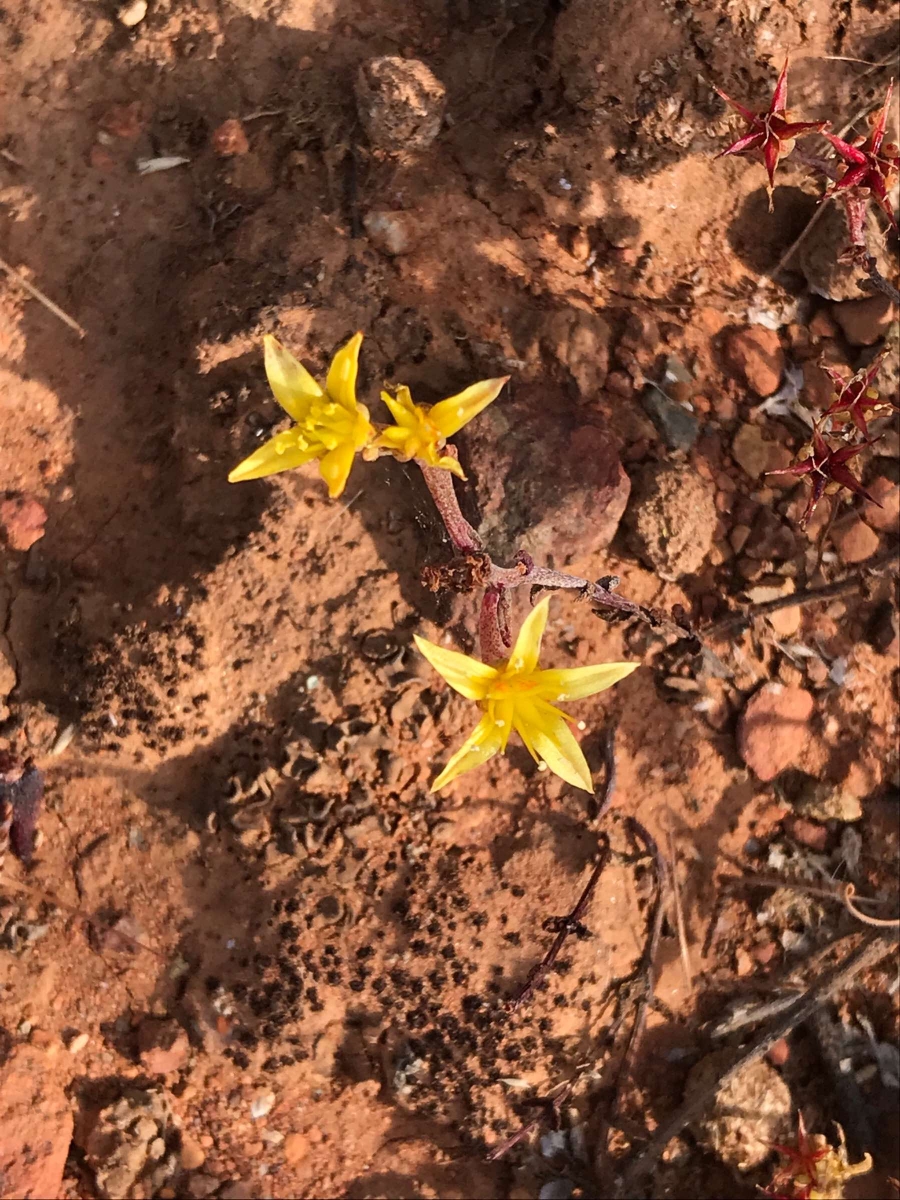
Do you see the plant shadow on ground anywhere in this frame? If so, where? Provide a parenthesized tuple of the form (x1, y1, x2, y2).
(5, 0, 803, 692)
(726, 184, 819, 279)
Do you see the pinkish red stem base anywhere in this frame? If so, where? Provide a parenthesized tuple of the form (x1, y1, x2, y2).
(415, 457, 660, 658)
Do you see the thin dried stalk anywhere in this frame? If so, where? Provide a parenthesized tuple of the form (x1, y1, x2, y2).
(0, 253, 86, 338)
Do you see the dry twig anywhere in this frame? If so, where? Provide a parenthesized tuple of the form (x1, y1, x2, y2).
(843, 883, 900, 929)
(858, 254, 900, 304)
(593, 722, 619, 824)
(485, 1081, 574, 1162)
(666, 827, 693, 993)
(706, 546, 900, 637)
(509, 835, 613, 1012)
(606, 819, 668, 1119)
(510, 724, 621, 1012)
(0, 253, 86, 338)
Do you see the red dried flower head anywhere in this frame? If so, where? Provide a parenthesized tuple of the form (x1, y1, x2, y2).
(767, 1116, 873, 1199)
(824, 81, 900, 244)
(822, 351, 899, 437)
(769, 1114, 830, 1195)
(767, 431, 881, 527)
(716, 59, 829, 208)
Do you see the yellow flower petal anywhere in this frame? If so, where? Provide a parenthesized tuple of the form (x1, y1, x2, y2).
(413, 635, 499, 701)
(435, 453, 466, 480)
(429, 376, 508, 438)
(380, 386, 418, 428)
(488, 697, 515, 751)
(228, 432, 318, 483)
(325, 332, 363, 411)
(375, 425, 414, 454)
(318, 442, 356, 498)
(431, 714, 504, 791)
(534, 662, 639, 702)
(349, 402, 375, 450)
(507, 596, 550, 676)
(516, 697, 593, 792)
(263, 335, 323, 420)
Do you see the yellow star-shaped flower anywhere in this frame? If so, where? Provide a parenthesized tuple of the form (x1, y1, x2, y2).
(415, 596, 638, 792)
(376, 376, 508, 479)
(228, 333, 374, 498)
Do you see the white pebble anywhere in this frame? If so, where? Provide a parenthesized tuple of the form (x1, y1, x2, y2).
(250, 1090, 276, 1119)
(117, 0, 147, 26)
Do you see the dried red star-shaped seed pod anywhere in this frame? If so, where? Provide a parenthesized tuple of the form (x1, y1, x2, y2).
(716, 59, 829, 208)
(822, 351, 899, 436)
(824, 81, 900, 244)
(769, 1114, 830, 1194)
(767, 431, 881, 527)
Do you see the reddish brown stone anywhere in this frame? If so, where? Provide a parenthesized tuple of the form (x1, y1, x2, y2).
(211, 118, 250, 157)
(543, 307, 611, 398)
(808, 308, 838, 339)
(800, 361, 836, 410)
(785, 814, 830, 853)
(737, 684, 814, 782)
(0, 1049, 73, 1200)
(468, 413, 630, 563)
(137, 1017, 190, 1075)
(0, 494, 47, 551)
(832, 294, 895, 346)
(861, 475, 900, 533)
(722, 326, 785, 397)
(830, 512, 880, 565)
(88, 144, 116, 171)
(751, 940, 778, 965)
(99, 101, 145, 140)
(767, 1038, 790, 1066)
(624, 461, 716, 579)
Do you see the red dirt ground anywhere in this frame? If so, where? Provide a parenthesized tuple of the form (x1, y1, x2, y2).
(1, 1, 898, 1198)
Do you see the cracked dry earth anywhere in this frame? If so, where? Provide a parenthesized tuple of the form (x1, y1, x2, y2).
(1, 1, 899, 1198)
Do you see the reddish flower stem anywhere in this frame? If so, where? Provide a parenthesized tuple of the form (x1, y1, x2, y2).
(416, 461, 679, 634)
(479, 588, 508, 663)
(418, 456, 482, 554)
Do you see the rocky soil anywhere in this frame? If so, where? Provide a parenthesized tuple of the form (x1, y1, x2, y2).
(0, 1, 898, 1198)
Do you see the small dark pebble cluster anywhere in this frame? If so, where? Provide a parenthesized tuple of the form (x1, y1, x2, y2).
(216, 846, 593, 1144)
(58, 613, 209, 752)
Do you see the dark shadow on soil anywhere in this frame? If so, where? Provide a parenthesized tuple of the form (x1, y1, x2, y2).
(4, 0, 829, 699)
(726, 184, 819, 278)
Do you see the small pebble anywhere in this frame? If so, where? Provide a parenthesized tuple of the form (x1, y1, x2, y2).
(722, 325, 785, 397)
(211, 119, 250, 157)
(117, 0, 147, 26)
(283, 1132, 310, 1165)
(66, 1032, 89, 1054)
(767, 1038, 791, 1067)
(179, 1135, 207, 1171)
(250, 1090, 275, 1119)
(830, 512, 880, 565)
